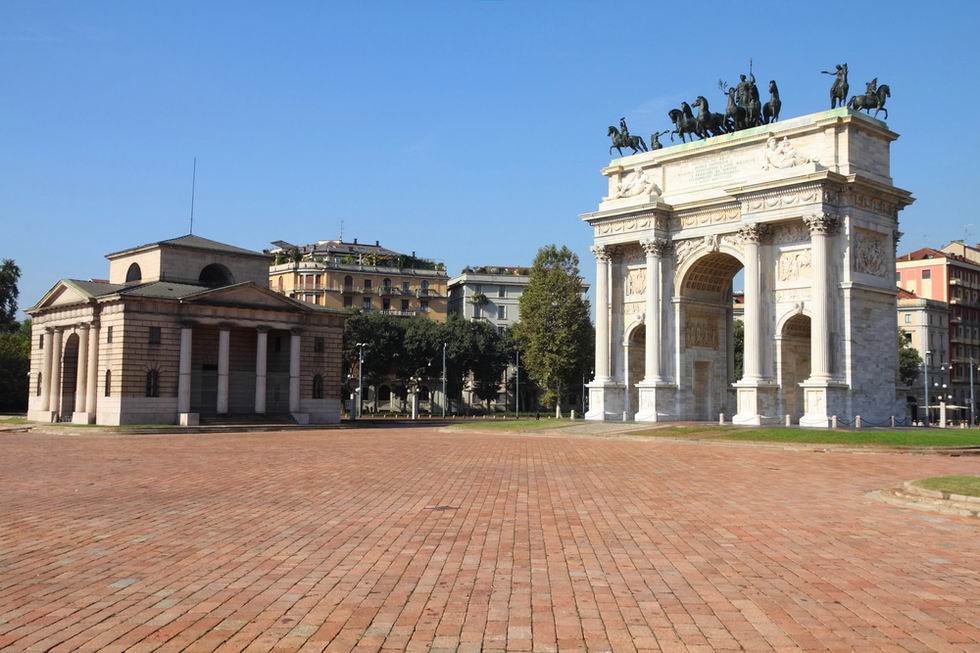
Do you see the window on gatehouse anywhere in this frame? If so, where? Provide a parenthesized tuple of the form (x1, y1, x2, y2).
(312, 374, 324, 399)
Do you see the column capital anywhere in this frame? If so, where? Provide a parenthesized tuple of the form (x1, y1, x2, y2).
(590, 244, 611, 262)
(892, 228, 904, 253)
(640, 238, 671, 257)
(44, 326, 55, 334)
(76, 323, 90, 331)
(736, 223, 773, 245)
(803, 212, 841, 235)
(217, 322, 235, 331)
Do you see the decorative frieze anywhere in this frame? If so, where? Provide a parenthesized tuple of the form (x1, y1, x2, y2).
(685, 315, 719, 350)
(772, 222, 811, 244)
(746, 186, 821, 212)
(852, 229, 888, 277)
(595, 214, 664, 237)
(625, 268, 646, 297)
(778, 249, 812, 282)
(675, 206, 740, 229)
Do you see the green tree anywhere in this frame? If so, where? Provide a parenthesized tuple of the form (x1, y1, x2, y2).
(732, 319, 744, 381)
(469, 320, 507, 411)
(0, 259, 21, 333)
(342, 312, 405, 390)
(513, 245, 594, 414)
(898, 333, 922, 387)
(0, 318, 29, 411)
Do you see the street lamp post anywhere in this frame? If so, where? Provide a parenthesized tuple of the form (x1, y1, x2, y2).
(442, 342, 447, 417)
(971, 357, 976, 427)
(356, 342, 368, 419)
(924, 350, 930, 426)
(515, 348, 520, 419)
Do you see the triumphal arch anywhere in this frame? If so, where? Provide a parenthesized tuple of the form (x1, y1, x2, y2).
(583, 108, 913, 427)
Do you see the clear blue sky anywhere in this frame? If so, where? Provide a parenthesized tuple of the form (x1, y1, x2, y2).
(3, 1, 979, 317)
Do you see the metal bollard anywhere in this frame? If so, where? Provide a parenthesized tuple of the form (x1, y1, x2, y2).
(570, 410, 576, 420)
(831, 415, 838, 429)
(890, 415, 896, 428)
(855, 415, 862, 429)
(719, 412, 725, 425)
(785, 414, 791, 427)
(622, 411, 629, 422)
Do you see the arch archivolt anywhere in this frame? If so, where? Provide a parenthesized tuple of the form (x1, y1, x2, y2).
(775, 304, 812, 336)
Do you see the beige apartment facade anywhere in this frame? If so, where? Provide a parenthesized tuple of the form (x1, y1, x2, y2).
(268, 239, 448, 320)
(26, 235, 345, 426)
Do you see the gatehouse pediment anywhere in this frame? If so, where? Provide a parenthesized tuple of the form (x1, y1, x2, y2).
(181, 283, 313, 311)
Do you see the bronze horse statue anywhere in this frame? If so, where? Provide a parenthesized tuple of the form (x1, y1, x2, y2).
(763, 80, 781, 124)
(822, 63, 849, 109)
(668, 102, 699, 143)
(724, 87, 748, 132)
(848, 84, 890, 119)
(693, 96, 728, 138)
(607, 125, 648, 156)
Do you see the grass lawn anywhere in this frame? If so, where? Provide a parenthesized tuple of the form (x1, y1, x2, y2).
(630, 425, 980, 448)
(913, 475, 980, 497)
(0, 417, 28, 425)
(448, 418, 571, 432)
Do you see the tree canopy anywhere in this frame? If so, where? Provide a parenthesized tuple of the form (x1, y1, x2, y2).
(898, 333, 922, 387)
(0, 259, 21, 333)
(513, 245, 594, 409)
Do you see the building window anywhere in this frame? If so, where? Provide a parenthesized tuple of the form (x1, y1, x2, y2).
(36, 373, 42, 396)
(39, 333, 43, 350)
(344, 296, 353, 308)
(420, 300, 429, 313)
(498, 326, 506, 336)
(383, 278, 391, 288)
(278, 277, 284, 292)
(474, 304, 481, 318)
(107, 326, 113, 343)
(344, 275, 354, 289)
(497, 305, 506, 320)
(145, 370, 160, 398)
(401, 299, 410, 311)
(104, 370, 111, 396)
(904, 314, 911, 324)
(903, 331, 912, 344)
(364, 279, 372, 290)
(126, 263, 142, 283)
(275, 336, 282, 353)
(363, 297, 372, 310)
(922, 269, 931, 279)
(312, 374, 324, 399)
(402, 281, 410, 292)
(314, 336, 324, 353)
(383, 298, 390, 311)
(498, 286, 505, 298)
(421, 280, 429, 291)
(149, 326, 161, 344)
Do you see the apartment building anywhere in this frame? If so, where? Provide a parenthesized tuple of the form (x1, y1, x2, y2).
(268, 239, 449, 321)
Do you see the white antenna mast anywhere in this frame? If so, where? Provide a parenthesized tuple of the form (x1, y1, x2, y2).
(189, 157, 197, 235)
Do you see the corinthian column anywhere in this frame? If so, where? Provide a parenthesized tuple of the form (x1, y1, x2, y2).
(217, 326, 230, 414)
(74, 325, 89, 415)
(737, 224, 771, 382)
(591, 245, 611, 382)
(85, 323, 99, 419)
(640, 238, 669, 383)
(804, 213, 840, 381)
(40, 328, 54, 411)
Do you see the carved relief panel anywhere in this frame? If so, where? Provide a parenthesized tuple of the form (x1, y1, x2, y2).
(852, 229, 889, 278)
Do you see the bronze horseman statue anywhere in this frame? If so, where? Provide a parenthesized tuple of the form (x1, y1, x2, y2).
(848, 77, 891, 119)
(608, 117, 648, 156)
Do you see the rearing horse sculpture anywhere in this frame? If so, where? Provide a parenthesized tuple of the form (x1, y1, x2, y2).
(848, 84, 891, 120)
(724, 87, 747, 132)
(668, 103, 699, 143)
(763, 80, 781, 124)
(693, 96, 728, 138)
(607, 126, 648, 156)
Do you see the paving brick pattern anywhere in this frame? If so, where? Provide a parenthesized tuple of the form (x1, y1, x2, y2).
(1, 428, 978, 652)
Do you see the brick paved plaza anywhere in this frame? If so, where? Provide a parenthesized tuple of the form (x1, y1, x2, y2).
(1, 427, 978, 653)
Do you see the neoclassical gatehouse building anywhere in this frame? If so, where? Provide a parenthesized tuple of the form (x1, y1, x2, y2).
(583, 108, 913, 427)
(26, 235, 344, 425)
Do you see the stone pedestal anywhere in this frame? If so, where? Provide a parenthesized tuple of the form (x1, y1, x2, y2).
(179, 412, 199, 426)
(585, 382, 625, 421)
(732, 382, 779, 425)
(29, 410, 55, 423)
(291, 412, 310, 425)
(634, 382, 677, 422)
(72, 411, 95, 425)
(799, 381, 849, 428)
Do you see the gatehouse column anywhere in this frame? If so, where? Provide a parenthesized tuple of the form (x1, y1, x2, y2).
(289, 331, 301, 414)
(640, 239, 667, 383)
(178, 324, 194, 420)
(217, 326, 230, 415)
(49, 328, 63, 417)
(591, 245, 611, 381)
(85, 323, 99, 420)
(804, 213, 839, 381)
(39, 327, 54, 411)
(255, 328, 268, 414)
(74, 325, 89, 414)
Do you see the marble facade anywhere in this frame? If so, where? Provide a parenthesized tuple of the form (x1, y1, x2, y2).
(583, 108, 913, 427)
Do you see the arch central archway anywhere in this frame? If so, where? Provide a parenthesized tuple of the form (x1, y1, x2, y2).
(60, 333, 80, 420)
(677, 251, 744, 420)
(778, 313, 811, 423)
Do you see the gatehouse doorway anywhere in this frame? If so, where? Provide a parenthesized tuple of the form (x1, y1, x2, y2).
(59, 333, 80, 420)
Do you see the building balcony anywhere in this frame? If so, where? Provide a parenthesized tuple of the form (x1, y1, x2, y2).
(380, 309, 419, 317)
(416, 288, 444, 298)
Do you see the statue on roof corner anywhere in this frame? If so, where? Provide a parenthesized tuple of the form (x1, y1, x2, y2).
(821, 63, 849, 108)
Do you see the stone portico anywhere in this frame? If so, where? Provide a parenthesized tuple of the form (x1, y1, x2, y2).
(584, 108, 913, 427)
(26, 235, 344, 426)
